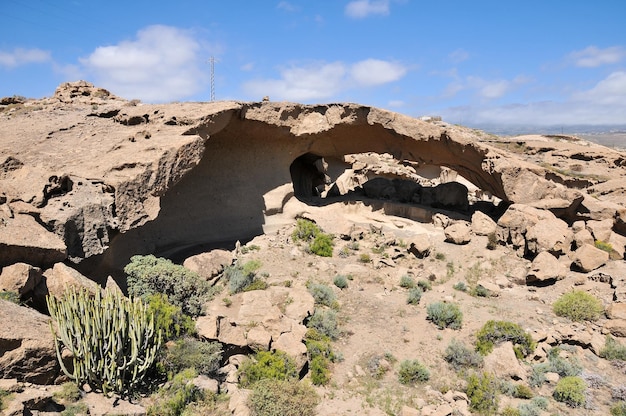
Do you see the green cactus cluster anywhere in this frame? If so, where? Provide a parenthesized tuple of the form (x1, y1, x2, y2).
(47, 288, 162, 396)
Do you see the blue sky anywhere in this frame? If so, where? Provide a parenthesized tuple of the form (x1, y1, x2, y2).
(2, 0, 625, 127)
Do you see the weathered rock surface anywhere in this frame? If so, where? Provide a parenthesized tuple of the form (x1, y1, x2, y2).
(572, 243, 609, 272)
(4, 82, 623, 275)
(0, 262, 42, 298)
(471, 211, 497, 236)
(444, 221, 472, 245)
(0, 300, 58, 383)
(526, 251, 567, 284)
(183, 249, 235, 281)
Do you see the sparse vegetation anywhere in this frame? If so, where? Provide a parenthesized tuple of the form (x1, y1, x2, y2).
(125, 254, 214, 317)
(399, 275, 416, 289)
(397, 359, 430, 384)
(466, 371, 499, 415)
(553, 290, 604, 322)
(417, 279, 432, 291)
(238, 350, 298, 388)
(248, 379, 319, 416)
(453, 281, 467, 292)
(553, 376, 586, 407)
(471, 284, 491, 297)
(595, 239, 613, 253)
(530, 347, 583, 387)
(475, 320, 535, 358)
(310, 233, 334, 257)
(612, 401, 626, 416)
(162, 337, 222, 377)
(600, 335, 626, 360)
(292, 218, 334, 257)
(147, 368, 204, 416)
(486, 232, 498, 250)
(0, 389, 11, 413)
(146, 293, 195, 341)
(333, 275, 349, 289)
(358, 253, 372, 263)
(406, 287, 423, 305)
(308, 283, 337, 307)
(53, 382, 81, 403)
(224, 260, 264, 294)
(0, 290, 20, 304)
(426, 301, 463, 330)
(307, 309, 339, 340)
(444, 339, 483, 371)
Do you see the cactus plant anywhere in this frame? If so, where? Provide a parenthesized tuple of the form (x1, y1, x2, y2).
(47, 288, 162, 396)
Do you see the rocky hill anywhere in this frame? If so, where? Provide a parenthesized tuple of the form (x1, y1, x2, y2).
(1, 81, 626, 415)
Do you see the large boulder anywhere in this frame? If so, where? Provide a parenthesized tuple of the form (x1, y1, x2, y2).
(571, 243, 609, 272)
(471, 211, 497, 236)
(444, 221, 472, 245)
(0, 263, 42, 298)
(0, 300, 59, 383)
(483, 341, 527, 381)
(407, 234, 431, 258)
(183, 249, 235, 281)
(496, 204, 560, 256)
(0, 214, 67, 268)
(526, 217, 572, 256)
(41, 262, 100, 298)
(526, 251, 567, 284)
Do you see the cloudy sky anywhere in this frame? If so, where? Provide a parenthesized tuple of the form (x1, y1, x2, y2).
(2, 0, 625, 128)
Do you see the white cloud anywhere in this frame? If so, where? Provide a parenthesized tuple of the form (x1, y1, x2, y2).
(0, 48, 51, 68)
(448, 49, 469, 64)
(569, 46, 625, 68)
(80, 25, 206, 102)
(242, 59, 407, 102)
(345, 0, 390, 18)
(573, 71, 626, 106)
(445, 75, 529, 100)
(277, 1, 297, 12)
(351, 59, 406, 86)
(442, 72, 626, 126)
(240, 62, 255, 71)
(243, 62, 347, 101)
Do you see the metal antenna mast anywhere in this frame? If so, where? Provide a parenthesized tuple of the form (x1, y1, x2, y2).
(208, 56, 218, 102)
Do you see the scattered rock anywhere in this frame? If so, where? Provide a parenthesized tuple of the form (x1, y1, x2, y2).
(183, 249, 235, 281)
(572, 243, 609, 272)
(483, 341, 527, 381)
(471, 211, 497, 236)
(408, 234, 431, 258)
(444, 221, 472, 245)
(0, 262, 42, 298)
(526, 251, 567, 284)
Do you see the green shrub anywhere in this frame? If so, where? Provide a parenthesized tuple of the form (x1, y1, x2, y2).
(426, 302, 463, 330)
(600, 335, 626, 360)
(453, 281, 467, 292)
(308, 283, 336, 307)
(406, 287, 423, 305)
(501, 407, 521, 416)
(224, 260, 263, 294)
(444, 339, 483, 371)
(162, 338, 222, 376)
(417, 279, 432, 291)
(47, 288, 161, 396)
(399, 275, 416, 289)
(435, 252, 446, 260)
(53, 382, 81, 403)
(612, 401, 626, 416)
(310, 233, 334, 257)
(475, 320, 535, 358)
(486, 232, 498, 250)
(397, 359, 430, 384)
(466, 372, 499, 415)
(309, 355, 330, 385)
(124, 255, 214, 317)
(0, 389, 11, 412)
(146, 293, 195, 341)
(238, 350, 298, 388)
(595, 239, 613, 253)
(248, 379, 319, 416)
(513, 384, 533, 399)
(147, 369, 204, 416)
(471, 284, 490, 297)
(358, 253, 371, 263)
(307, 309, 339, 340)
(553, 376, 586, 407)
(333, 275, 348, 289)
(553, 290, 604, 322)
(546, 348, 582, 377)
(61, 402, 89, 416)
(304, 328, 336, 361)
(0, 290, 20, 304)
(292, 219, 321, 242)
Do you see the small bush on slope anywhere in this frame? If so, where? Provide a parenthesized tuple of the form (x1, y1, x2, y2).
(475, 320, 535, 358)
(444, 339, 483, 371)
(125, 255, 214, 317)
(397, 359, 430, 384)
(553, 376, 586, 407)
(238, 350, 298, 388)
(426, 301, 463, 330)
(553, 290, 604, 322)
(466, 372, 499, 415)
(248, 379, 318, 416)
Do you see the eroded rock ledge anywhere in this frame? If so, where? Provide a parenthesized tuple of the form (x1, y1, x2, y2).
(0, 82, 624, 275)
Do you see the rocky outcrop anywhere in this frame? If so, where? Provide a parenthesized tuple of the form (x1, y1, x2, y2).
(0, 300, 58, 383)
(1, 81, 625, 278)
